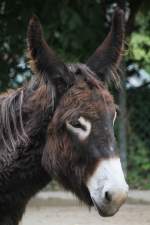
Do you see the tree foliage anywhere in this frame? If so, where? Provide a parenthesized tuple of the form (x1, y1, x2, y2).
(128, 11, 150, 73)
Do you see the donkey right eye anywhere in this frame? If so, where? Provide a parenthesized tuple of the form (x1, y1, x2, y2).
(70, 121, 86, 130)
(66, 117, 92, 141)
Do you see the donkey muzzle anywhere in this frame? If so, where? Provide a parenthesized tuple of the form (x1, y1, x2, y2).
(87, 157, 129, 217)
(91, 188, 128, 217)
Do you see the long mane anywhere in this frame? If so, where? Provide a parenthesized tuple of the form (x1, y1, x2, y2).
(0, 75, 56, 153)
(0, 88, 29, 152)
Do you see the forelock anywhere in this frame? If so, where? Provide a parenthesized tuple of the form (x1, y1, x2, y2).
(67, 63, 104, 90)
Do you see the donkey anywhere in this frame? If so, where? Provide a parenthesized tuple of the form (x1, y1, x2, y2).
(0, 8, 128, 225)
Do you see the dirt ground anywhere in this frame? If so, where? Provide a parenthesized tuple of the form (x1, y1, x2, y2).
(21, 200, 150, 225)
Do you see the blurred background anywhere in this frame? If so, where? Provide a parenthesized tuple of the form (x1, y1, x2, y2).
(0, 0, 149, 192)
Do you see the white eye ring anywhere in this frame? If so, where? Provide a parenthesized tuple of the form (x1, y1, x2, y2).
(66, 116, 91, 141)
(113, 111, 117, 125)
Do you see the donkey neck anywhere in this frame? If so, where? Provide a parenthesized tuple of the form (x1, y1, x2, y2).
(0, 81, 53, 191)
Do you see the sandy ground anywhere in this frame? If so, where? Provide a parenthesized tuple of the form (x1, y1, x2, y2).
(21, 200, 150, 225)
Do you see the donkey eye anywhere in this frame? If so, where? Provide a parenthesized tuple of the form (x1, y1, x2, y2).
(113, 111, 117, 125)
(66, 117, 92, 141)
(70, 121, 86, 130)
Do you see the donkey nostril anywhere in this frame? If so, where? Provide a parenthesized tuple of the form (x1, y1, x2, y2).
(105, 191, 112, 202)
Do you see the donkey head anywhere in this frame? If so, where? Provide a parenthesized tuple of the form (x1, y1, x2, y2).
(27, 8, 128, 217)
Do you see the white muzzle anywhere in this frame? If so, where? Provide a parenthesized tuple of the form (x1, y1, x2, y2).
(87, 157, 129, 217)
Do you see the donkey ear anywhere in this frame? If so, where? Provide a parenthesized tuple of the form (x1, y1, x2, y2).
(27, 16, 73, 94)
(86, 8, 125, 84)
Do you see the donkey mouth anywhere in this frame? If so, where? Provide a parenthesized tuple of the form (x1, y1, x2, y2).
(91, 197, 118, 217)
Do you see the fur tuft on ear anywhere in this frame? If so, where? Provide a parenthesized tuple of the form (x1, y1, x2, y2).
(86, 8, 125, 85)
(27, 15, 74, 95)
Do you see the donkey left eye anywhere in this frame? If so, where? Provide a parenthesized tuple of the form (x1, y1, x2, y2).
(66, 117, 92, 141)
